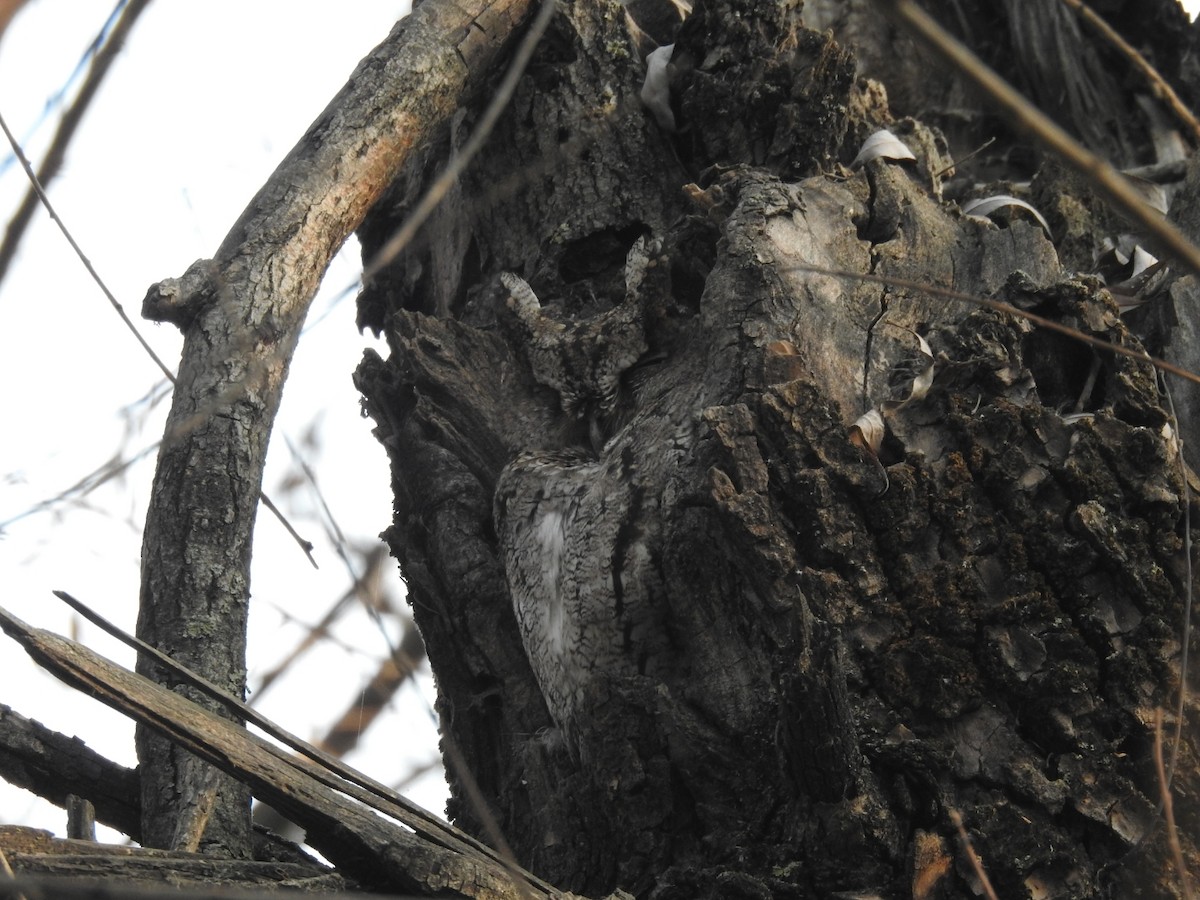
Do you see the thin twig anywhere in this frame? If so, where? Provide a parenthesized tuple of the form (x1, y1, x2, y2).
(948, 809, 1000, 900)
(0, 845, 25, 900)
(783, 262, 1200, 387)
(1155, 709, 1196, 899)
(0, 108, 175, 383)
(935, 135, 993, 179)
(0, 444, 159, 532)
(0, 0, 154, 286)
(253, 590, 357, 701)
(0, 111, 318, 565)
(439, 731, 540, 900)
(0, 416, 315, 567)
(1058, 0, 1200, 146)
(361, 0, 558, 285)
(870, 0, 1200, 279)
(256, 491, 316, 567)
(283, 434, 359, 576)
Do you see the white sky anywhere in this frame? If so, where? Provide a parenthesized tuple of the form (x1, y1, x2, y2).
(0, 0, 1197, 849)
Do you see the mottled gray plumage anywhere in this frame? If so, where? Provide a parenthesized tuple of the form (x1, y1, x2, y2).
(494, 448, 664, 737)
(495, 236, 669, 741)
(500, 236, 660, 448)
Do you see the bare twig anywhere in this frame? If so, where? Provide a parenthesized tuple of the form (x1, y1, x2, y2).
(438, 732, 538, 900)
(0, 109, 175, 383)
(253, 590, 358, 701)
(870, 0, 1200, 278)
(0, 444, 158, 533)
(1155, 709, 1196, 899)
(948, 809, 1000, 900)
(935, 136, 993, 179)
(317, 655, 412, 757)
(1, 416, 313, 571)
(0, 112, 317, 566)
(282, 434, 360, 576)
(1058, 0, 1200, 146)
(0, 0, 154, 286)
(256, 491, 316, 566)
(783, 263, 1200, 387)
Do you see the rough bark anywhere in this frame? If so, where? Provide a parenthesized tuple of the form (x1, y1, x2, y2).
(355, 0, 1199, 897)
(134, 0, 533, 856)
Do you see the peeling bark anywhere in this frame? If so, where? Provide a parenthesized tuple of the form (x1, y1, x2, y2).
(355, 0, 1198, 897)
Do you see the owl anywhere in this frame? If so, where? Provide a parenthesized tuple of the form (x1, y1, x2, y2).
(493, 447, 666, 741)
(495, 235, 669, 742)
(500, 235, 662, 453)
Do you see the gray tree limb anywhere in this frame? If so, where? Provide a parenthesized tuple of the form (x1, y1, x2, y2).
(135, 0, 534, 855)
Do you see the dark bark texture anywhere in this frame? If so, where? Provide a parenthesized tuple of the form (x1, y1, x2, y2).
(355, 1, 1200, 896)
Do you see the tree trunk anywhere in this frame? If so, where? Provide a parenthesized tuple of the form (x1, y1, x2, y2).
(354, 1, 1200, 896)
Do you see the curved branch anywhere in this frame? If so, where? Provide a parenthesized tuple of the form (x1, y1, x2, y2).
(135, 0, 536, 854)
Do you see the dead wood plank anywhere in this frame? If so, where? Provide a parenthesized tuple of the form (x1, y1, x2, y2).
(0, 608, 558, 899)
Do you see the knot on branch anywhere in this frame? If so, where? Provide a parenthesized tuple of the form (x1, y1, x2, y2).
(142, 258, 219, 330)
